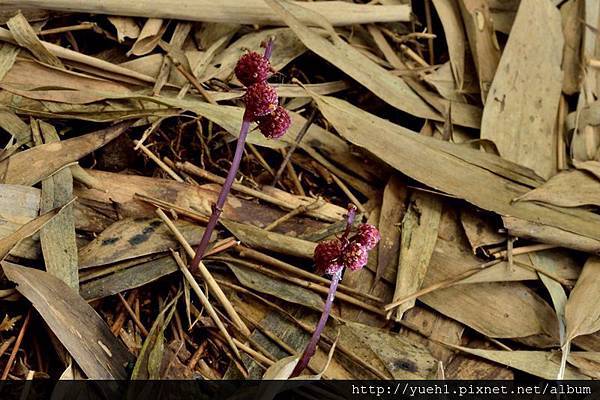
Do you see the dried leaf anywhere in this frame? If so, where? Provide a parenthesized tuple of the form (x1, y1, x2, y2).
(458, 0, 501, 102)
(313, 94, 600, 250)
(7, 12, 63, 67)
(0, 121, 133, 186)
(449, 345, 588, 380)
(2, 262, 133, 379)
(107, 16, 141, 42)
(227, 262, 324, 311)
(35, 120, 78, 289)
(392, 191, 442, 320)
(432, 0, 466, 89)
(131, 295, 179, 379)
(78, 218, 207, 268)
(262, 356, 299, 380)
(0, 204, 65, 260)
(481, 0, 563, 179)
(222, 220, 315, 259)
(263, 0, 443, 123)
(561, 0, 583, 95)
(375, 176, 407, 287)
(565, 257, 600, 343)
(128, 18, 165, 56)
(80, 256, 177, 301)
(515, 169, 600, 208)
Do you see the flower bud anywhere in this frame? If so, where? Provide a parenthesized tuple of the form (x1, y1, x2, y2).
(314, 239, 343, 275)
(244, 82, 278, 120)
(234, 52, 272, 87)
(257, 106, 291, 139)
(354, 224, 381, 251)
(341, 242, 368, 271)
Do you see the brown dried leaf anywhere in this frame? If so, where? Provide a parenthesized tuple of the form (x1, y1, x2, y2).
(7, 12, 63, 67)
(392, 191, 442, 320)
(78, 218, 207, 269)
(481, 0, 563, 179)
(2, 262, 133, 379)
(0, 121, 133, 186)
(514, 169, 600, 208)
(565, 257, 600, 343)
(313, 94, 600, 251)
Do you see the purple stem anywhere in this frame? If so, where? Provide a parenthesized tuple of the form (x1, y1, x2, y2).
(290, 205, 357, 377)
(290, 270, 341, 377)
(189, 39, 273, 272)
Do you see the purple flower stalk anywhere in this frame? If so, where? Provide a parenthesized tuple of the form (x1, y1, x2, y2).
(189, 40, 291, 272)
(290, 205, 380, 377)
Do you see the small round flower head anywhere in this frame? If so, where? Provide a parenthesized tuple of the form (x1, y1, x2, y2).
(257, 106, 291, 139)
(341, 242, 368, 271)
(244, 82, 278, 120)
(234, 52, 272, 87)
(314, 239, 343, 275)
(354, 224, 381, 251)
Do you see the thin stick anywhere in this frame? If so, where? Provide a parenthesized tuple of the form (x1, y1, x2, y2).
(235, 246, 384, 303)
(330, 173, 366, 214)
(133, 140, 184, 182)
(155, 208, 250, 336)
(272, 109, 316, 186)
(176, 161, 338, 221)
(384, 260, 502, 311)
(492, 243, 557, 260)
(117, 293, 149, 337)
(264, 198, 323, 231)
(2, 310, 31, 380)
(248, 143, 275, 176)
(135, 192, 209, 224)
(282, 149, 305, 196)
(171, 250, 242, 360)
(424, 0, 435, 65)
(39, 22, 96, 35)
(232, 338, 274, 367)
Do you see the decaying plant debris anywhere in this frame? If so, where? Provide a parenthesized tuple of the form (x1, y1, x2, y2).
(0, 0, 598, 382)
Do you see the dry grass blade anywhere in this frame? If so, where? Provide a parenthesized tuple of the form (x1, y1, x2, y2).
(171, 251, 242, 361)
(560, 256, 600, 377)
(390, 191, 442, 320)
(2, 262, 133, 379)
(480, 0, 563, 179)
(7, 12, 62, 67)
(0, 120, 133, 186)
(0, 200, 71, 260)
(33, 120, 78, 289)
(263, 0, 442, 123)
(313, 94, 600, 249)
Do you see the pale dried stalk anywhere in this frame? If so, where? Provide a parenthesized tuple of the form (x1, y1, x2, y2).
(384, 260, 502, 312)
(263, 198, 323, 231)
(0, 27, 155, 83)
(171, 250, 242, 360)
(3, 0, 411, 26)
(235, 245, 384, 303)
(155, 208, 250, 336)
(175, 161, 340, 222)
(133, 140, 184, 182)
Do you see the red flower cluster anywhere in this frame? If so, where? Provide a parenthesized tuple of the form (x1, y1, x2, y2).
(313, 223, 381, 275)
(235, 52, 291, 139)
